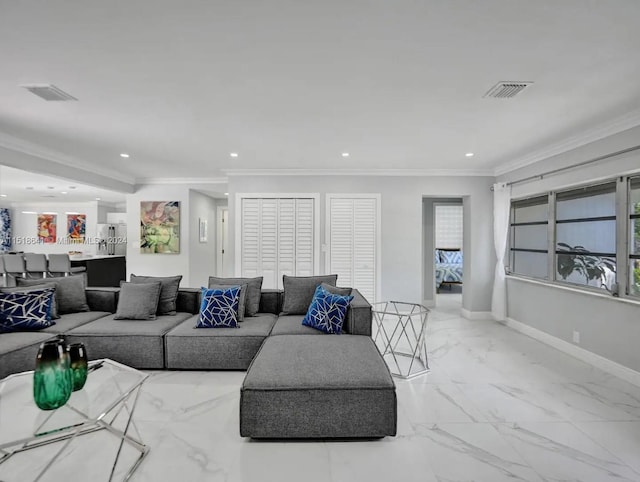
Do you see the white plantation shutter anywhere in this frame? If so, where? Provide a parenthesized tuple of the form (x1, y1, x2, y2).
(328, 196, 379, 302)
(240, 197, 316, 289)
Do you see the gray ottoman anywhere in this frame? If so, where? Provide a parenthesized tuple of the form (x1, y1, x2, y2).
(240, 335, 397, 439)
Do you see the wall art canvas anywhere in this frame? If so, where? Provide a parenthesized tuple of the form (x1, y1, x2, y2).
(140, 201, 180, 253)
(38, 214, 57, 244)
(67, 214, 86, 243)
(0, 208, 11, 252)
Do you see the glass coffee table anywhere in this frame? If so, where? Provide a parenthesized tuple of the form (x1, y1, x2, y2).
(0, 359, 149, 482)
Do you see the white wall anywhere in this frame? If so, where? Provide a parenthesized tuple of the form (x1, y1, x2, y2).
(126, 185, 191, 283)
(227, 175, 495, 313)
(498, 124, 640, 372)
(10, 201, 99, 255)
(188, 190, 217, 288)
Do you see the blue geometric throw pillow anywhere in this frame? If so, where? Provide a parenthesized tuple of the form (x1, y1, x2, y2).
(302, 285, 354, 334)
(440, 250, 462, 264)
(0, 289, 56, 332)
(197, 286, 241, 328)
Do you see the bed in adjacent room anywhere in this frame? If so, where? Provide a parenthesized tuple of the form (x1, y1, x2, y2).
(435, 248, 463, 292)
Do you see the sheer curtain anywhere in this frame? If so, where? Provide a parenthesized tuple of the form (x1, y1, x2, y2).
(491, 183, 511, 320)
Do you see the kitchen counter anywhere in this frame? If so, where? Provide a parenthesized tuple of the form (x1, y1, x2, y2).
(69, 254, 126, 262)
(70, 255, 126, 287)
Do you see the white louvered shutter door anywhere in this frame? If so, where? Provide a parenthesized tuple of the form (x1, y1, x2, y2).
(240, 198, 260, 278)
(259, 199, 278, 289)
(294, 198, 314, 277)
(329, 196, 378, 302)
(353, 198, 377, 302)
(277, 199, 296, 286)
(329, 198, 354, 288)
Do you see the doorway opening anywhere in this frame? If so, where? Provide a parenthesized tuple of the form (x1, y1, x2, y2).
(422, 197, 465, 313)
(217, 206, 229, 277)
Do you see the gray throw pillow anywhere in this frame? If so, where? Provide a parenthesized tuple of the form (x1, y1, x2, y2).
(18, 275, 89, 314)
(208, 283, 248, 321)
(130, 274, 182, 315)
(114, 282, 162, 320)
(1, 282, 60, 319)
(320, 282, 352, 297)
(208, 276, 263, 317)
(282, 275, 338, 315)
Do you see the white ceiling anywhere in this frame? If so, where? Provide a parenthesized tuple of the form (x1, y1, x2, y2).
(1, 0, 640, 185)
(0, 165, 126, 203)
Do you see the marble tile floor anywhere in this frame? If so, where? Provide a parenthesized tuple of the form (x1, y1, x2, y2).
(4, 296, 640, 482)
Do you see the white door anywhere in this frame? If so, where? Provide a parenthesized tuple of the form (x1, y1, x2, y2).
(239, 197, 317, 289)
(217, 207, 229, 276)
(327, 195, 380, 302)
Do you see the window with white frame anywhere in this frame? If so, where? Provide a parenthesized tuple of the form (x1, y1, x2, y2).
(555, 182, 617, 291)
(509, 195, 549, 279)
(629, 177, 640, 296)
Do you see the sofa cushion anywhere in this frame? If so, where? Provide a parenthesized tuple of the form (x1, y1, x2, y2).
(130, 274, 182, 315)
(18, 275, 89, 314)
(320, 282, 352, 297)
(302, 285, 353, 334)
(208, 276, 263, 316)
(41, 311, 112, 334)
(114, 282, 162, 320)
(0, 332, 55, 379)
(0, 289, 55, 332)
(208, 283, 247, 321)
(197, 286, 240, 328)
(1, 283, 60, 319)
(281, 275, 338, 315)
(165, 313, 277, 370)
(270, 315, 325, 336)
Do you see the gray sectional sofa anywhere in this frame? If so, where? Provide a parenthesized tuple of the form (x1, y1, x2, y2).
(0, 284, 397, 439)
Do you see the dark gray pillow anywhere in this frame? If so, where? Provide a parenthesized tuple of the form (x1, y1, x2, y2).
(282, 275, 338, 315)
(208, 283, 248, 321)
(18, 275, 89, 314)
(114, 282, 162, 320)
(1, 282, 60, 319)
(320, 282, 352, 297)
(208, 277, 263, 317)
(130, 274, 182, 315)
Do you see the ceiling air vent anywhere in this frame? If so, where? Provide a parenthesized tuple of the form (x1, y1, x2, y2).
(483, 81, 533, 99)
(20, 84, 78, 101)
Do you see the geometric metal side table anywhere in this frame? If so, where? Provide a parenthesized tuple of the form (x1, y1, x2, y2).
(0, 359, 149, 482)
(372, 301, 430, 379)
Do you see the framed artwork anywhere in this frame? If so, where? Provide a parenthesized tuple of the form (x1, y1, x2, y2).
(140, 201, 180, 254)
(37, 214, 57, 244)
(67, 214, 86, 243)
(199, 218, 208, 243)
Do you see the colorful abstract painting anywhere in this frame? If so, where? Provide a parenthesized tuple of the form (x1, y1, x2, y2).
(37, 214, 57, 244)
(67, 214, 86, 243)
(140, 201, 180, 253)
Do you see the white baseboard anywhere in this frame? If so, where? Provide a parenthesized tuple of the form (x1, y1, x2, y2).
(504, 317, 640, 388)
(461, 309, 493, 320)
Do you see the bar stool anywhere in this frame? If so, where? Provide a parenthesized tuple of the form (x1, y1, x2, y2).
(48, 254, 86, 277)
(2, 254, 27, 287)
(25, 253, 49, 279)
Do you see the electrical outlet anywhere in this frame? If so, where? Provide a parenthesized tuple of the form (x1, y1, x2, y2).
(572, 331, 580, 344)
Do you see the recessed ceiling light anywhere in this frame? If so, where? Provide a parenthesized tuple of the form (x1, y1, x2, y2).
(465, 152, 474, 157)
(21, 211, 37, 214)
(0, 194, 6, 198)
(342, 152, 350, 157)
(95, 197, 101, 201)
(120, 153, 130, 158)
(224, 192, 229, 196)
(230, 153, 239, 158)
(61, 191, 68, 194)
(47, 186, 55, 190)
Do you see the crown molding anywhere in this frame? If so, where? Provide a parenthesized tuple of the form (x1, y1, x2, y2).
(0, 131, 135, 185)
(222, 168, 494, 177)
(136, 177, 228, 185)
(493, 108, 640, 177)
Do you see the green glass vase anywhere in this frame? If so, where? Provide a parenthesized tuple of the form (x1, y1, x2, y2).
(68, 343, 88, 391)
(33, 339, 72, 410)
